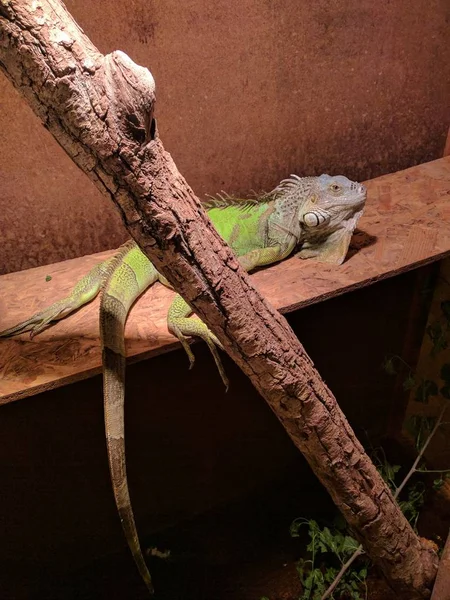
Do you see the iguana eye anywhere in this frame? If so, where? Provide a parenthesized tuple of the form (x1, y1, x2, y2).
(329, 183, 341, 193)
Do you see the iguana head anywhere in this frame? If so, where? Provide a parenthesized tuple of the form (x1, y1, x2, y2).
(298, 174, 367, 264)
(271, 173, 366, 229)
(302, 174, 366, 226)
(270, 173, 367, 264)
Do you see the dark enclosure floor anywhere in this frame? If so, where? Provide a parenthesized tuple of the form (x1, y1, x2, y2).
(8, 455, 436, 600)
(4, 433, 448, 600)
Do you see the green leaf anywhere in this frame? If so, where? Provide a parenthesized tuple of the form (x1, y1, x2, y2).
(319, 527, 334, 552)
(433, 478, 445, 491)
(440, 364, 450, 384)
(426, 322, 448, 354)
(341, 535, 360, 556)
(415, 380, 438, 403)
(324, 567, 338, 583)
(399, 481, 425, 528)
(382, 357, 397, 375)
(296, 558, 312, 583)
(403, 374, 416, 390)
(300, 568, 327, 599)
(385, 463, 401, 485)
(441, 300, 450, 322)
(441, 385, 450, 400)
(45, 275, 52, 282)
(414, 417, 437, 451)
(404, 415, 421, 440)
(290, 517, 310, 537)
(359, 566, 368, 579)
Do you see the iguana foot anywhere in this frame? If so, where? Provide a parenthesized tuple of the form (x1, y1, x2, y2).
(168, 296, 228, 390)
(0, 298, 86, 338)
(0, 258, 115, 338)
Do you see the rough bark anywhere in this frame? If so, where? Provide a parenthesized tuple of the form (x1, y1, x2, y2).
(0, 1, 438, 597)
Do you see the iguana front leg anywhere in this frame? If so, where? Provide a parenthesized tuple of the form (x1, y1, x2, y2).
(166, 242, 295, 386)
(238, 242, 296, 271)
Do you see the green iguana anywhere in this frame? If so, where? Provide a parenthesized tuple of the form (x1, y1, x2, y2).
(0, 174, 366, 593)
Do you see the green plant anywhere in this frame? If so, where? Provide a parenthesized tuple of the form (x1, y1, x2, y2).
(289, 412, 449, 600)
(397, 481, 425, 531)
(370, 450, 425, 531)
(426, 299, 450, 355)
(290, 518, 368, 600)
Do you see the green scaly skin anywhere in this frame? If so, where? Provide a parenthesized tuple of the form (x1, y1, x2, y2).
(0, 174, 366, 594)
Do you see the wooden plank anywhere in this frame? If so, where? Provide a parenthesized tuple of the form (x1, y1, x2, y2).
(1, 157, 450, 404)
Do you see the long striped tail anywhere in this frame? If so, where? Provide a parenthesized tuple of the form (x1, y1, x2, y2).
(100, 241, 161, 594)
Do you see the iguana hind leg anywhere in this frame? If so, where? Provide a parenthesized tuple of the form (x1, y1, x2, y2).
(0, 256, 117, 338)
(167, 295, 228, 389)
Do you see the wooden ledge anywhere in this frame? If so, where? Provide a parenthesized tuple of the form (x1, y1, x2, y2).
(1, 157, 450, 405)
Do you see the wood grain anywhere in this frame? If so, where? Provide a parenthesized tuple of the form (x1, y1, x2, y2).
(1, 156, 450, 405)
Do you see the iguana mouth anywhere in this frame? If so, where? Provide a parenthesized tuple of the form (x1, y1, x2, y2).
(336, 185, 367, 206)
(325, 196, 366, 212)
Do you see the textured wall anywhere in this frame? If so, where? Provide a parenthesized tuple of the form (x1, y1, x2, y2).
(0, 0, 449, 273)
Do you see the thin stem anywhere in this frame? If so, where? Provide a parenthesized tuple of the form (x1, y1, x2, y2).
(320, 403, 448, 600)
(387, 354, 413, 372)
(395, 403, 447, 498)
(415, 468, 450, 474)
(321, 546, 364, 600)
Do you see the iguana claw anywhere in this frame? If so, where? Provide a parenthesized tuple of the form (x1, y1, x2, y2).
(171, 321, 229, 390)
(0, 299, 82, 338)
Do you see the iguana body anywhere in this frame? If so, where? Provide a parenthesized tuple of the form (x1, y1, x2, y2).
(0, 174, 366, 593)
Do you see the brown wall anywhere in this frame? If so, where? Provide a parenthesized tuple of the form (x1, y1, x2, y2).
(0, 0, 449, 274)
